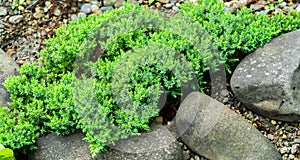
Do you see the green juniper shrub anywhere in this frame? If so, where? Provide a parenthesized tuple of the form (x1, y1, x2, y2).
(72, 4, 218, 156)
(2, 3, 218, 157)
(179, 0, 300, 73)
(5, 0, 300, 157)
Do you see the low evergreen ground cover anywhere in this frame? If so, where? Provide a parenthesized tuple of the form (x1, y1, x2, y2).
(1, 0, 300, 157)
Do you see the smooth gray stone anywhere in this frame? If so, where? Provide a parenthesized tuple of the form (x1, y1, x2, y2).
(0, 49, 19, 107)
(101, 122, 183, 160)
(176, 92, 281, 160)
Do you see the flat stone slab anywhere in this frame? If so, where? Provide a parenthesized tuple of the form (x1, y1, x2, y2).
(0, 49, 19, 107)
(231, 29, 300, 121)
(176, 92, 281, 160)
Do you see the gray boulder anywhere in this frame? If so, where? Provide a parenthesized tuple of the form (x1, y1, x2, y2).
(176, 92, 281, 160)
(230, 29, 300, 122)
(29, 131, 94, 160)
(0, 49, 19, 107)
(101, 122, 183, 160)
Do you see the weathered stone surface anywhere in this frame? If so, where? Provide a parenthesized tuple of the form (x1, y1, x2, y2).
(0, 49, 19, 107)
(29, 131, 93, 160)
(230, 29, 300, 122)
(176, 92, 281, 160)
(103, 0, 118, 6)
(101, 122, 183, 160)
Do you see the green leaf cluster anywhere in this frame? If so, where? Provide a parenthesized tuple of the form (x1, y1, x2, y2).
(1, 63, 77, 152)
(0, 144, 14, 160)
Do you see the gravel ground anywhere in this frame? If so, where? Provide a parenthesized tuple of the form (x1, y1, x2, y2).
(1, 0, 300, 160)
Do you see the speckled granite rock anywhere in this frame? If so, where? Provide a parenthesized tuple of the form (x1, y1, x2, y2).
(100, 122, 183, 160)
(176, 92, 281, 160)
(29, 131, 93, 160)
(0, 49, 19, 107)
(231, 29, 300, 122)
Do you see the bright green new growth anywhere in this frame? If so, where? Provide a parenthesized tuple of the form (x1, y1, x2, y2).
(0, 144, 14, 160)
(73, 4, 216, 156)
(2, 63, 77, 152)
(180, 0, 300, 72)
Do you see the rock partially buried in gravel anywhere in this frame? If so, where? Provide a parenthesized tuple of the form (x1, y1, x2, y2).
(176, 92, 281, 160)
(29, 131, 94, 160)
(0, 49, 19, 107)
(231, 29, 300, 122)
(101, 122, 183, 160)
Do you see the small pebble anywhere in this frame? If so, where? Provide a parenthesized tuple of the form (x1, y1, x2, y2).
(296, 5, 300, 12)
(33, 12, 43, 19)
(81, 3, 92, 14)
(103, 0, 118, 6)
(155, 2, 162, 9)
(259, 10, 269, 15)
(13, 9, 19, 15)
(71, 14, 78, 21)
(53, 8, 61, 16)
(91, 4, 100, 13)
(164, 3, 173, 8)
(284, 142, 290, 146)
(9, 15, 23, 24)
(279, 2, 287, 8)
(45, 1, 52, 8)
(280, 147, 289, 154)
(282, 6, 293, 13)
(289, 154, 295, 159)
(267, 134, 274, 140)
(294, 138, 300, 143)
(0, 7, 8, 16)
(194, 155, 200, 160)
(91, 0, 101, 7)
(78, 12, 87, 18)
(291, 144, 298, 154)
(26, 0, 32, 5)
(170, 5, 177, 11)
(183, 150, 190, 159)
(157, 0, 169, 3)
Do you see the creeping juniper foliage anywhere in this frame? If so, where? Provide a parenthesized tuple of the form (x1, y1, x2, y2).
(2, 1, 300, 157)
